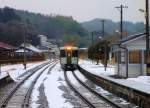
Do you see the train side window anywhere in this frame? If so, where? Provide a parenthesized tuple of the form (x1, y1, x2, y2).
(60, 50, 66, 57)
(72, 50, 78, 57)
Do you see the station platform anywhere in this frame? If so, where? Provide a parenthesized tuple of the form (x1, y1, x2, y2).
(79, 60, 150, 94)
(79, 60, 150, 108)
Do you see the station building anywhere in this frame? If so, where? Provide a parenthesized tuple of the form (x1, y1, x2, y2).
(111, 33, 148, 78)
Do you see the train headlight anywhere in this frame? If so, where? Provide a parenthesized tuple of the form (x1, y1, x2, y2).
(67, 47, 71, 50)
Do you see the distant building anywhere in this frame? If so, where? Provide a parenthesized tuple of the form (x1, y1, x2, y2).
(18, 43, 41, 53)
(14, 43, 45, 62)
(38, 35, 56, 48)
(111, 33, 147, 78)
(15, 43, 42, 56)
(38, 35, 59, 59)
(38, 35, 48, 47)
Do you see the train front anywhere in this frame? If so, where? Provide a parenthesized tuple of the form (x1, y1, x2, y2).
(60, 46, 78, 71)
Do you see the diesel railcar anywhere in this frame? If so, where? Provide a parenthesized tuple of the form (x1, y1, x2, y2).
(60, 46, 78, 71)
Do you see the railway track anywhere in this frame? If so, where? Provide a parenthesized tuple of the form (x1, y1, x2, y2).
(73, 71, 121, 108)
(64, 70, 118, 108)
(0, 60, 58, 108)
(78, 66, 138, 108)
(64, 71, 95, 108)
(0, 60, 53, 105)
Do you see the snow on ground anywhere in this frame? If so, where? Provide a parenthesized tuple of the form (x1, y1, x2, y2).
(0, 72, 8, 80)
(79, 59, 115, 76)
(0, 60, 49, 81)
(31, 64, 51, 108)
(128, 76, 150, 86)
(43, 64, 73, 108)
(67, 71, 79, 85)
(79, 59, 150, 94)
(74, 70, 87, 82)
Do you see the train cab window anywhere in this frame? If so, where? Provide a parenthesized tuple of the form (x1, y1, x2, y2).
(60, 50, 66, 57)
(72, 50, 78, 57)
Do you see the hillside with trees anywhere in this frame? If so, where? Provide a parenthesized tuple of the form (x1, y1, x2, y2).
(0, 7, 89, 47)
(81, 18, 145, 36)
(0, 7, 146, 48)
(15, 10, 89, 47)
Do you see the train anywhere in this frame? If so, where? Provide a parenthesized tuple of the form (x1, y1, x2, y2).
(60, 46, 78, 71)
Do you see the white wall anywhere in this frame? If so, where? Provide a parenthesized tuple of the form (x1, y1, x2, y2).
(116, 64, 143, 78)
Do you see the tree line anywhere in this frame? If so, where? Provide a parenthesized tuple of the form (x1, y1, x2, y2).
(0, 7, 89, 47)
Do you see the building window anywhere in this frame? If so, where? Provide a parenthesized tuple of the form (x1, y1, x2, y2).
(129, 50, 141, 63)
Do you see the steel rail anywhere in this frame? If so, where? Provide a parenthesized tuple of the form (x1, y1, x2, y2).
(22, 62, 58, 108)
(73, 71, 121, 108)
(64, 71, 95, 108)
(0, 60, 55, 108)
(18, 60, 56, 78)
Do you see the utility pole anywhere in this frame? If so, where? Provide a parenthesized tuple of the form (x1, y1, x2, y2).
(101, 20, 107, 71)
(101, 20, 105, 37)
(91, 31, 94, 63)
(146, 0, 150, 75)
(104, 41, 107, 71)
(91, 32, 94, 46)
(115, 5, 128, 39)
(22, 24, 27, 70)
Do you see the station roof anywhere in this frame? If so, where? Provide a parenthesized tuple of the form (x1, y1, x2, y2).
(19, 43, 42, 53)
(112, 33, 146, 46)
(15, 49, 30, 53)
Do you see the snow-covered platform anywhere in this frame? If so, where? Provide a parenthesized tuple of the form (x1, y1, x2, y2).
(79, 60, 150, 108)
(79, 60, 150, 94)
(0, 60, 49, 82)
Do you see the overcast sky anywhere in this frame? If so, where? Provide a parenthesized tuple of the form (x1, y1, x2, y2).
(0, 0, 145, 23)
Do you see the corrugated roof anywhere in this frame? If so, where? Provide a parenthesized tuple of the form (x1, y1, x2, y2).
(112, 33, 146, 46)
(20, 43, 41, 53)
(119, 33, 146, 44)
(15, 49, 29, 53)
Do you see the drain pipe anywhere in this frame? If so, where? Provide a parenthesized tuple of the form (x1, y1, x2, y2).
(119, 45, 128, 78)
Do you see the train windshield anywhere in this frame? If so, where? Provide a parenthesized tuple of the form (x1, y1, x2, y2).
(60, 50, 66, 57)
(72, 50, 78, 57)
